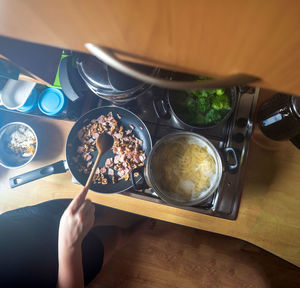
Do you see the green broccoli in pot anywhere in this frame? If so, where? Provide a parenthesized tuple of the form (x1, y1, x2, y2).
(183, 87, 231, 125)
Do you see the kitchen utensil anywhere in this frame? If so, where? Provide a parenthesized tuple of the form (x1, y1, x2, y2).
(257, 93, 300, 149)
(85, 133, 113, 189)
(153, 88, 237, 129)
(0, 79, 36, 110)
(9, 106, 152, 194)
(131, 132, 235, 206)
(38, 88, 67, 116)
(0, 122, 38, 169)
(85, 43, 260, 90)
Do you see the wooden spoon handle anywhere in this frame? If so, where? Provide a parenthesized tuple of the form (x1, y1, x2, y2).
(85, 152, 102, 190)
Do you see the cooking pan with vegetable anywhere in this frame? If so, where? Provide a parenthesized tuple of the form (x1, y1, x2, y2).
(9, 106, 152, 194)
(154, 87, 237, 129)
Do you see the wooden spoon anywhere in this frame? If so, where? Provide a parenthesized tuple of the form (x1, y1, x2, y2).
(85, 133, 114, 190)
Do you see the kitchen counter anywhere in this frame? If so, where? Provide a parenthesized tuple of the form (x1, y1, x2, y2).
(0, 107, 299, 267)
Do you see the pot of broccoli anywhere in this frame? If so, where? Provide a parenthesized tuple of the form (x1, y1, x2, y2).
(176, 88, 232, 126)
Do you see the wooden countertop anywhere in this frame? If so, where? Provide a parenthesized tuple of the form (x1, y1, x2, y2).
(0, 107, 299, 267)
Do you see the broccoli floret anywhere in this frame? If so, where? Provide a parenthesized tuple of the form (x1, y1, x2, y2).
(186, 87, 231, 125)
(189, 90, 209, 98)
(196, 97, 210, 113)
(188, 90, 212, 113)
(211, 94, 230, 110)
(216, 89, 225, 95)
(200, 90, 208, 97)
(205, 109, 222, 123)
(207, 89, 216, 95)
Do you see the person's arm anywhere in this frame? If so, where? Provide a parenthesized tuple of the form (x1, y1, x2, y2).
(56, 187, 95, 288)
(57, 243, 84, 288)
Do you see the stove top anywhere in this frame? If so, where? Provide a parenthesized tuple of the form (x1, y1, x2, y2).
(2, 77, 257, 220)
(87, 86, 259, 220)
(0, 70, 258, 220)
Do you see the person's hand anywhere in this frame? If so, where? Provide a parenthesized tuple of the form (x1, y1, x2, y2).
(57, 187, 94, 288)
(58, 187, 95, 250)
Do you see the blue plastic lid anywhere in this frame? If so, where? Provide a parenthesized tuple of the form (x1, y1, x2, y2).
(38, 88, 66, 116)
(17, 88, 38, 113)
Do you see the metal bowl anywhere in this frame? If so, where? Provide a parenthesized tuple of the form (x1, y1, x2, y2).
(0, 122, 38, 169)
(144, 132, 223, 206)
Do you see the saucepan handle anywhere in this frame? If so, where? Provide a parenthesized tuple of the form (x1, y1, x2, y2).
(153, 98, 171, 119)
(223, 147, 239, 171)
(9, 160, 68, 188)
(130, 166, 148, 191)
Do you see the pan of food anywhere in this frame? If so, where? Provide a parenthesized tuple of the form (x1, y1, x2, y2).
(153, 87, 237, 129)
(131, 132, 233, 206)
(9, 106, 152, 193)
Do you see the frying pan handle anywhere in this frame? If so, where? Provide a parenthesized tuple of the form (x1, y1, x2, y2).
(130, 166, 148, 191)
(223, 147, 238, 172)
(153, 98, 171, 119)
(9, 160, 68, 188)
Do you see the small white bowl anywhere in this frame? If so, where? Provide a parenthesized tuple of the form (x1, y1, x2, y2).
(0, 80, 36, 110)
(0, 122, 38, 169)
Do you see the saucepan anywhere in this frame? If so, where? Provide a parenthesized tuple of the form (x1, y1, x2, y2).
(9, 106, 152, 193)
(153, 87, 237, 130)
(131, 132, 237, 206)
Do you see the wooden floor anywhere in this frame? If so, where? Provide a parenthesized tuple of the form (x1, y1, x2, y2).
(87, 211, 300, 288)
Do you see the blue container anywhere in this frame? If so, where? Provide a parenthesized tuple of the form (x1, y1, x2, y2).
(17, 88, 38, 113)
(38, 88, 66, 116)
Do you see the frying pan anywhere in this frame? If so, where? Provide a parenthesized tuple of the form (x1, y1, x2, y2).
(9, 106, 152, 194)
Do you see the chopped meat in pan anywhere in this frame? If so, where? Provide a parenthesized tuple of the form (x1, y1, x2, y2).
(75, 112, 146, 185)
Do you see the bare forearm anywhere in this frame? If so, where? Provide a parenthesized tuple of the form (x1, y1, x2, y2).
(56, 187, 94, 288)
(56, 245, 84, 288)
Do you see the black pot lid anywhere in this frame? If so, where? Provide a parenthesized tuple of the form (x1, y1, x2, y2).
(76, 55, 111, 90)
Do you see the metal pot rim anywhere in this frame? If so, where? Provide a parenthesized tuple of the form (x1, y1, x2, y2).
(167, 87, 237, 130)
(145, 132, 223, 206)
